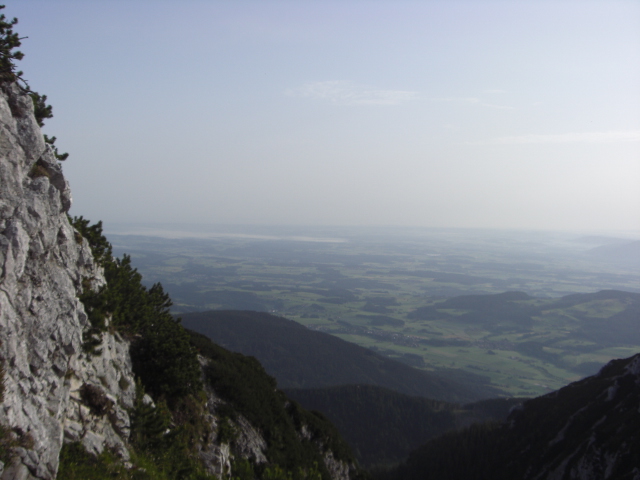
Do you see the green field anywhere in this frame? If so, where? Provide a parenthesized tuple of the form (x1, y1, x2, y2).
(108, 226, 640, 397)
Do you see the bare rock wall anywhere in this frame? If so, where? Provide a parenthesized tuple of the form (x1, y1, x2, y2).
(0, 83, 135, 479)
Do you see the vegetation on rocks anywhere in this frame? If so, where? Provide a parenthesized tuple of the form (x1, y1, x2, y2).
(189, 330, 357, 480)
(65, 216, 359, 479)
(71, 216, 203, 406)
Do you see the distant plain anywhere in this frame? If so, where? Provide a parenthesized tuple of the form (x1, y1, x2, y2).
(108, 224, 640, 397)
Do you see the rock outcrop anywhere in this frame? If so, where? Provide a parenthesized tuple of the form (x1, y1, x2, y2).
(197, 378, 268, 478)
(0, 82, 136, 479)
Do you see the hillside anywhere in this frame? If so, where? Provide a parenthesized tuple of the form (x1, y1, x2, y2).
(180, 310, 505, 403)
(285, 385, 521, 467)
(386, 353, 640, 480)
(409, 289, 640, 345)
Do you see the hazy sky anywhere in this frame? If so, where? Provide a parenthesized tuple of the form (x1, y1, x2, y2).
(8, 0, 640, 233)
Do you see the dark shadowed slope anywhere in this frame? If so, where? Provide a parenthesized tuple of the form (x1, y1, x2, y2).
(387, 353, 640, 480)
(180, 310, 505, 403)
(285, 385, 521, 467)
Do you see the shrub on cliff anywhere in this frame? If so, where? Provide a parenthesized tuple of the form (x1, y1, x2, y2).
(71, 216, 202, 405)
(69, 217, 213, 478)
(0, 6, 68, 159)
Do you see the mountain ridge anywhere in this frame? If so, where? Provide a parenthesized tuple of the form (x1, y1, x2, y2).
(385, 353, 640, 480)
(284, 384, 521, 467)
(181, 310, 504, 403)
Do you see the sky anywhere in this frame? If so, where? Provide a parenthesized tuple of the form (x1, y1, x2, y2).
(7, 0, 640, 234)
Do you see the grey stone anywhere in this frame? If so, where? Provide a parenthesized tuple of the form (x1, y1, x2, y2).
(81, 431, 106, 456)
(0, 83, 135, 479)
(1, 458, 34, 480)
(63, 420, 83, 442)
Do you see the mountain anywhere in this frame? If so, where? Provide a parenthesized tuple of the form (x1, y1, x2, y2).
(180, 310, 505, 403)
(0, 27, 358, 480)
(285, 385, 521, 467)
(386, 353, 640, 480)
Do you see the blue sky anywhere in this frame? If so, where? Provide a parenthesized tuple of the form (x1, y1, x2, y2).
(8, 0, 640, 233)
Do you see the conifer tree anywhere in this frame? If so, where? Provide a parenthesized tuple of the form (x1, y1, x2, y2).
(0, 6, 69, 159)
(0, 5, 24, 83)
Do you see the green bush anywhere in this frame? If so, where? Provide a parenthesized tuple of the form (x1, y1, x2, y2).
(57, 442, 140, 480)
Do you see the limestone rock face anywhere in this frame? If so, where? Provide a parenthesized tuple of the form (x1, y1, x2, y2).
(0, 83, 136, 479)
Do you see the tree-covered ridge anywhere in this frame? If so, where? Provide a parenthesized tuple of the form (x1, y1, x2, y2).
(180, 310, 503, 402)
(189, 331, 358, 480)
(382, 353, 640, 480)
(65, 217, 213, 478)
(285, 385, 521, 467)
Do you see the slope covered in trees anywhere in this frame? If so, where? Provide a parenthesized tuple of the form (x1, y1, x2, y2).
(58, 218, 360, 480)
(181, 310, 504, 403)
(382, 354, 640, 480)
(285, 385, 520, 467)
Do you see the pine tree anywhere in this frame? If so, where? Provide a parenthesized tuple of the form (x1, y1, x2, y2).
(0, 5, 24, 84)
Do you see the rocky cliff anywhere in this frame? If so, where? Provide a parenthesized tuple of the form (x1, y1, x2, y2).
(0, 81, 137, 479)
(0, 82, 357, 480)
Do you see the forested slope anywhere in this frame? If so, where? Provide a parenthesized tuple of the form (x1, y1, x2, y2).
(285, 385, 520, 467)
(181, 310, 504, 403)
(384, 353, 640, 480)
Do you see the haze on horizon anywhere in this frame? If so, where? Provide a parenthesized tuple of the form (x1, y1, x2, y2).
(9, 0, 640, 235)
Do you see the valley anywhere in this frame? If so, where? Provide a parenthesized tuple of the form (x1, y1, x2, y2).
(108, 224, 640, 397)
